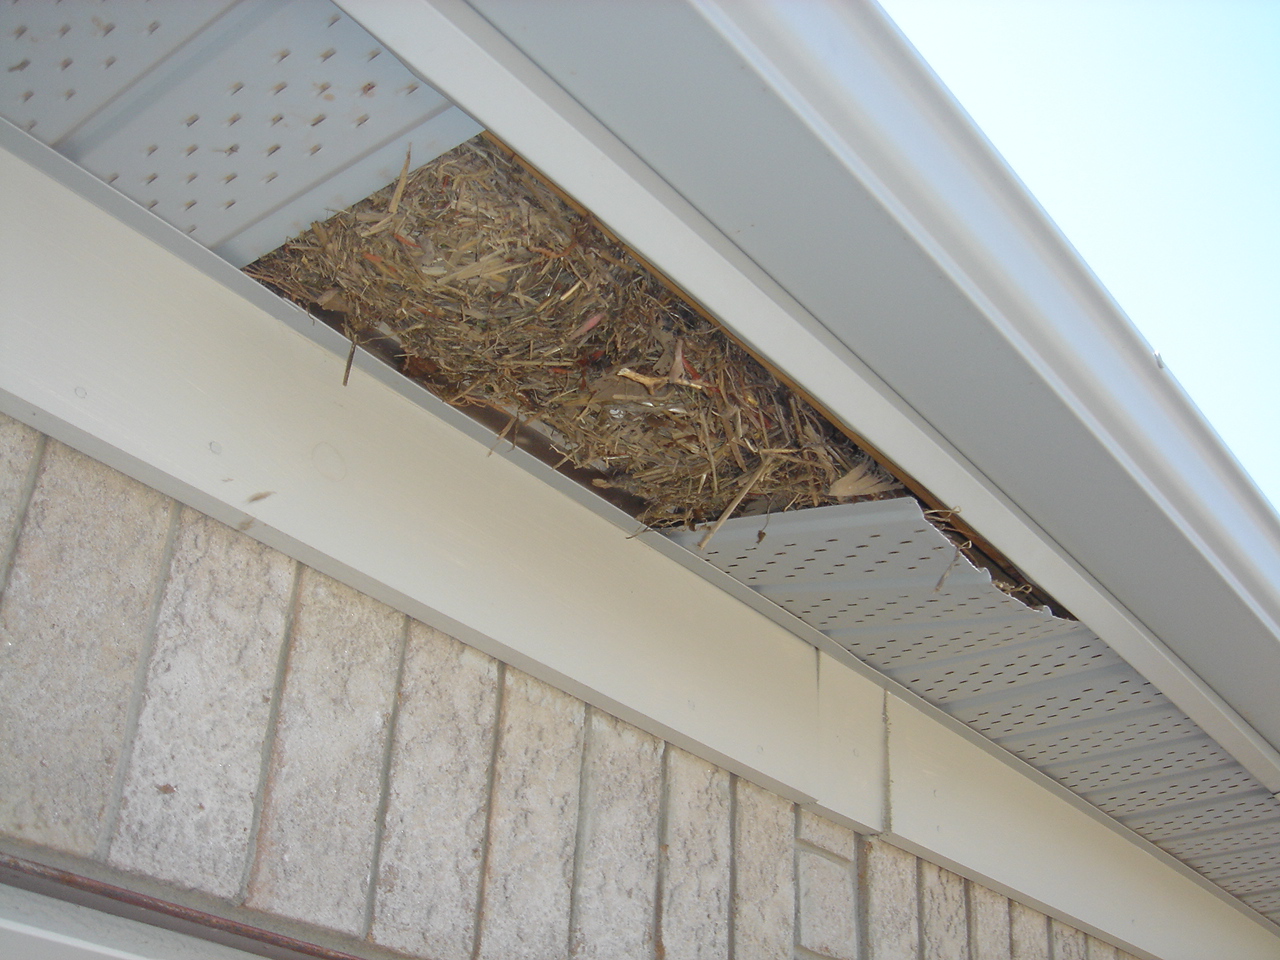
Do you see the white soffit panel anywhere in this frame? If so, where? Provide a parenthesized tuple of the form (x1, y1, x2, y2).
(0, 0, 480, 265)
(885, 695, 1280, 960)
(669, 501, 1280, 926)
(1, 0, 241, 142)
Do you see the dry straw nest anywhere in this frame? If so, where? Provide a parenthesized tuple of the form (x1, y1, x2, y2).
(247, 136, 900, 530)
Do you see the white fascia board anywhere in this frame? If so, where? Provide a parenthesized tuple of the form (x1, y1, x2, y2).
(330, 0, 1280, 789)
(4, 92, 1278, 960)
(0, 126, 886, 832)
(887, 695, 1280, 960)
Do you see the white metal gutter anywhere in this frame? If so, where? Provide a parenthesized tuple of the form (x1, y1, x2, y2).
(332, 0, 1280, 791)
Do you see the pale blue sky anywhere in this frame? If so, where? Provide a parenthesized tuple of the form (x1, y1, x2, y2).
(877, 0, 1280, 511)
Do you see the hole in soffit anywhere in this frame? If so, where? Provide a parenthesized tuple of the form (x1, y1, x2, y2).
(242, 133, 1058, 613)
(241, 135, 1280, 912)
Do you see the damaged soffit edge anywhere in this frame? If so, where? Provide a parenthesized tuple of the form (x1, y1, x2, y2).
(427, 0, 1280, 780)
(3, 0, 1279, 931)
(671, 500, 1280, 925)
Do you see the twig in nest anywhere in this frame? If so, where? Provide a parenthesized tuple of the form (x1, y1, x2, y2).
(489, 413, 520, 455)
(668, 339, 705, 390)
(617, 367, 667, 395)
(698, 455, 776, 551)
(343, 329, 358, 387)
(360, 149, 412, 236)
(568, 312, 604, 340)
(828, 459, 899, 499)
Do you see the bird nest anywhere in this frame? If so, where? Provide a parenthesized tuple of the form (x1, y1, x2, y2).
(246, 135, 901, 531)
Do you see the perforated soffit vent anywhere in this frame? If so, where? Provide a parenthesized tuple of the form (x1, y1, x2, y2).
(0, 0, 479, 266)
(2, 0, 1277, 930)
(669, 500, 1280, 923)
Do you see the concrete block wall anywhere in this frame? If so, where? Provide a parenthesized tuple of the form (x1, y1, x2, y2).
(0, 412, 1148, 960)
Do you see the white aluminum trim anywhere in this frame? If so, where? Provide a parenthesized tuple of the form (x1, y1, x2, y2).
(330, 0, 1280, 790)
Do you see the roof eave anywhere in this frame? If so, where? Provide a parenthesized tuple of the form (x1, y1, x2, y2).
(334, 0, 1280, 787)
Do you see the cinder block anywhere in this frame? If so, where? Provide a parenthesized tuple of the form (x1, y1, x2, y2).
(371, 622, 500, 960)
(1051, 920, 1088, 960)
(798, 808, 857, 861)
(798, 848, 857, 960)
(865, 838, 919, 960)
(476, 668, 585, 960)
(921, 861, 967, 960)
(969, 883, 1012, 960)
(108, 509, 295, 898)
(660, 746, 731, 960)
(1085, 937, 1119, 960)
(570, 710, 662, 959)
(0, 441, 172, 856)
(0, 413, 39, 556)
(247, 567, 405, 935)
(734, 779, 794, 959)
(1009, 901, 1050, 960)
